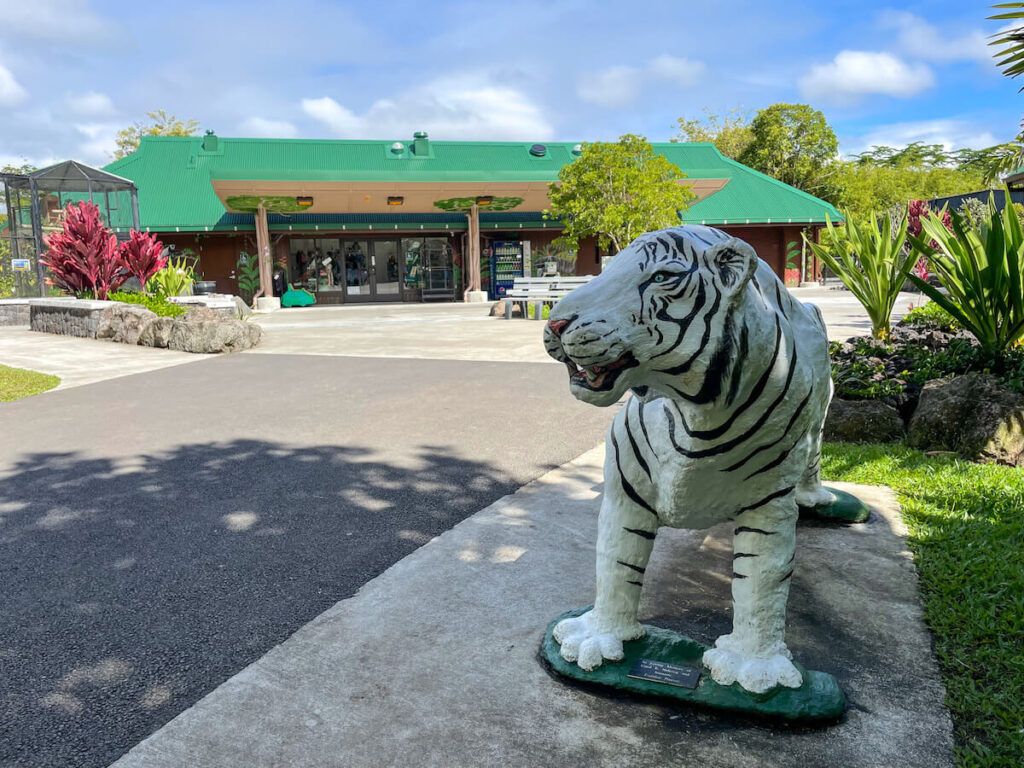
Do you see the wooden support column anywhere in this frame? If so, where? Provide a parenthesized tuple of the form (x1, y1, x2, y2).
(254, 203, 273, 299)
(465, 203, 482, 299)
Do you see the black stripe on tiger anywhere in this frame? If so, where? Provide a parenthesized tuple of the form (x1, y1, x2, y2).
(779, 570, 794, 583)
(735, 526, 776, 536)
(733, 552, 758, 560)
(734, 485, 795, 515)
(677, 315, 781, 440)
(624, 408, 652, 480)
(637, 400, 655, 454)
(627, 580, 644, 587)
(721, 385, 814, 472)
(666, 340, 798, 459)
(742, 430, 809, 480)
(617, 560, 647, 574)
(624, 527, 656, 540)
(653, 285, 721, 373)
(648, 278, 710, 362)
(610, 431, 658, 518)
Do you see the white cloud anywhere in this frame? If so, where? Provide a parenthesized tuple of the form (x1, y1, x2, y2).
(73, 122, 120, 163)
(0, 0, 112, 43)
(648, 55, 705, 88)
(799, 51, 934, 104)
(0, 63, 27, 106)
(843, 118, 999, 157)
(577, 66, 643, 108)
(578, 55, 704, 108)
(240, 116, 298, 138)
(66, 91, 114, 117)
(302, 74, 553, 141)
(882, 12, 989, 63)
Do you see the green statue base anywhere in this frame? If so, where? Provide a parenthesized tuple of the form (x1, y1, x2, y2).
(540, 608, 846, 723)
(799, 486, 871, 524)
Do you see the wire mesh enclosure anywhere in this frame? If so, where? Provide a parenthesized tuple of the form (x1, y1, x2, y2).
(0, 161, 140, 298)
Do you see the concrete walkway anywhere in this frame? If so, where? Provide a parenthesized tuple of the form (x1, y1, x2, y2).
(112, 447, 952, 768)
(250, 289, 917, 363)
(0, 328, 207, 390)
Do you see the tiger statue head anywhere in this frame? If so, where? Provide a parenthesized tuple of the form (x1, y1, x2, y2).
(544, 226, 759, 407)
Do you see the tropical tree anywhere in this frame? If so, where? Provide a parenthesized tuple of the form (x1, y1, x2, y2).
(805, 212, 915, 340)
(738, 103, 839, 196)
(673, 108, 753, 159)
(114, 110, 200, 159)
(983, 3, 1024, 180)
(908, 193, 1024, 354)
(546, 134, 695, 254)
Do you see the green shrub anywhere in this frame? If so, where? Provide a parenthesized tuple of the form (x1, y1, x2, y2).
(146, 256, 195, 297)
(108, 290, 186, 317)
(806, 211, 916, 339)
(909, 191, 1024, 354)
(902, 300, 960, 332)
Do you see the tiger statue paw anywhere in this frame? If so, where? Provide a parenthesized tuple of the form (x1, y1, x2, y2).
(702, 634, 802, 693)
(553, 610, 644, 671)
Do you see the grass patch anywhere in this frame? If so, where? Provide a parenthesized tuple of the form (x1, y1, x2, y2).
(0, 364, 59, 402)
(821, 442, 1024, 767)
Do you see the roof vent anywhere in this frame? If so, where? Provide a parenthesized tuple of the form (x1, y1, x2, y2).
(571, 143, 583, 156)
(202, 130, 219, 152)
(390, 141, 405, 154)
(412, 131, 430, 156)
(529, 143, 547, 157)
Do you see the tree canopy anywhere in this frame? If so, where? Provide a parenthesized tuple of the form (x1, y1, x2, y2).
(738, 103, 839, 197)
(114, 110, 200, 159)
(546, 134, 695, 254)
(673, 109, 753, 159)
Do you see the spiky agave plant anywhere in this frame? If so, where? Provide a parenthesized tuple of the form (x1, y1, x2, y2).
(908, 192, 1024, 355)
(805, 211, 915, 340)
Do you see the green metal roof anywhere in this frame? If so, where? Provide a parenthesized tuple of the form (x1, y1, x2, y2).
(104, 135, 840, 232)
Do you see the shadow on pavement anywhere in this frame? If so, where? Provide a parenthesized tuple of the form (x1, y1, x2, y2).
(0, 440, 516, 768)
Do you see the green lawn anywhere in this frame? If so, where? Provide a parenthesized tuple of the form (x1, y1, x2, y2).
(822, 443, 1024, 767)
(0, 364, 59, 402)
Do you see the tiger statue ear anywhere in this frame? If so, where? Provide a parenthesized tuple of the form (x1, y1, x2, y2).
(706, 237, 758, 296)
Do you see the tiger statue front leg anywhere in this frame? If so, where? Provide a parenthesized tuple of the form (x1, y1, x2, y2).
(701, 488, 803, 692)
(553, 419, 658, 669)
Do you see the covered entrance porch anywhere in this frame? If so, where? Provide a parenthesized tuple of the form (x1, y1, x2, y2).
(281, 234, 457, 303)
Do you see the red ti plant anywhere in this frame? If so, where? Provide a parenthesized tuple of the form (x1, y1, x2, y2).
(118, 229, 166, 287)
(42, 202, 127, 299)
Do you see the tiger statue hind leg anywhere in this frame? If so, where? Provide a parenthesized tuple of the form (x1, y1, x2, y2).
(544, 225, 834, 694)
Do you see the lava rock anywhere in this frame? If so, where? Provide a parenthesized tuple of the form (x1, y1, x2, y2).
(908, 373, 1024, 466)
(233, 296, 253, 319)
(137, 317, 175, 348)
(168, 317, 262, 353)
(95, 303, 158, 345)
(824, 398, 905, 443)
(489, 299, 523, 318)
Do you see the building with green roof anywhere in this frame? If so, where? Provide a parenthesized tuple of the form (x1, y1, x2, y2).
(102, 131, 839, 303)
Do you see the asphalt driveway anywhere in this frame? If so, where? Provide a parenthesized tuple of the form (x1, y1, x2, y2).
(0, 353, 614, 768)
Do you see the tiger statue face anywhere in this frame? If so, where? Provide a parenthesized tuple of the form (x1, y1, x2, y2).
(544, 226, 758, 407)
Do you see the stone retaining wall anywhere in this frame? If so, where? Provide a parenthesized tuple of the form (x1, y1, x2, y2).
(0, 299, 31, 327)
(30, 299, 114, 338)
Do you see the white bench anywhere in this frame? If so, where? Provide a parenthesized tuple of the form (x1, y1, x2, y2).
(503, 275, 592, 320)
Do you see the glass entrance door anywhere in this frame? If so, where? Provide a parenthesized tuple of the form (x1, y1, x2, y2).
(341, 240, 403, 301)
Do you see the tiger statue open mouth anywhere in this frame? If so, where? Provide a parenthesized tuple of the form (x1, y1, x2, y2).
(542, 225, 836, 695)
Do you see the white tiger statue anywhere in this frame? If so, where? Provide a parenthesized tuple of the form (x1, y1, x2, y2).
(544, 225, 835, 695)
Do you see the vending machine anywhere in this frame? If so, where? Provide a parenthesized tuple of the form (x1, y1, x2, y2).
(489, 240, 525, 299)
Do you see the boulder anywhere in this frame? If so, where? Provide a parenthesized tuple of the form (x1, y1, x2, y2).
(168, 317, 262, 354)
(824, 398, 905, 443)
(490, 299, 522, 318)
(137, 316, 175, 348)
(233, 296, 254, 319)
(183, 306, 224, 323)
(908, 374, 1024, 466)
(96, 303, 158, 345)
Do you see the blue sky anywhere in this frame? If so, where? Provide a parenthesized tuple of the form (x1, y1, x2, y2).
(0, 0, 1016, 167)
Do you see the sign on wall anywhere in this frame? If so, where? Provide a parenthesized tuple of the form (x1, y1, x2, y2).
(10, 258, 30, 272)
